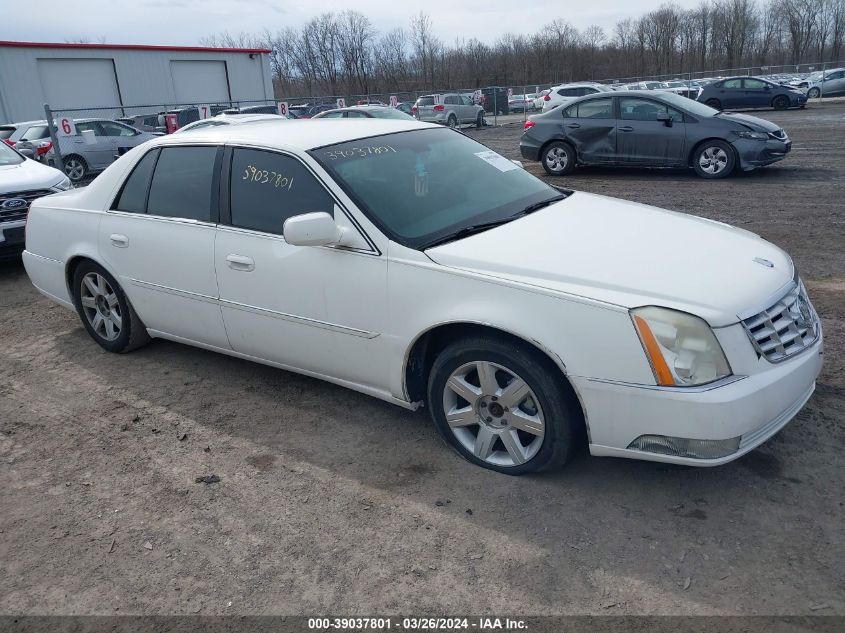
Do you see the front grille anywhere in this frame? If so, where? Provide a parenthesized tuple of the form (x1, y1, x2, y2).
(742, 282, 820, 363)
(0, 189, 51, 223)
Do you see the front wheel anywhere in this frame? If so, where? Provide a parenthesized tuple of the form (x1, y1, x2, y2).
(807, 87, 820, 99)
(705, 98, 722, 110)
(693, 140, 735, 179)
(773, 95, 790, 110)
(541, 141, 575, 176)
(72, 261, 150, 353)
(427, 337, 579, 475)
(476, 112, 483, 128)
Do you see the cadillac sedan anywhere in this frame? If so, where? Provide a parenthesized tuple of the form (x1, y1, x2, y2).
(23, 119, 822, 474)
(521, 91, 792, 178)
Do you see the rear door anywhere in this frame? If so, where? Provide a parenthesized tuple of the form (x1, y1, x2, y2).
(616, 97, 686, 166)
(71, 121, 111, 169)
(561, 96, 617, 164)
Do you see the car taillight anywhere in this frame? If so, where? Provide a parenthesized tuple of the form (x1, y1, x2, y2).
(523, 120, 535, 131)
(36, 141, 52, 156)
(543, 95, 551, 101)
(433, 105, 445, 111)
(411, 105, 417, 113)
(2, 139, 15, 147)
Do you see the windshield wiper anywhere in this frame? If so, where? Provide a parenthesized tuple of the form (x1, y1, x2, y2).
(423, 194, 568, 249)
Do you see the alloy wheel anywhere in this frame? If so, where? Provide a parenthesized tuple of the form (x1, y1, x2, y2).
(65, 159, 85, 181)
(545, 147, 568, 172)
(80, 272, 122, 341)
(698, 146, 728, 175)
(442, 361, 545, 467)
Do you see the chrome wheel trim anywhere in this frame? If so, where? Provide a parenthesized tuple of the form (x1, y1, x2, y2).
(545, 146, 568, 172)
(808, 88, 820, 99)
(442, 361, 545, 467)
(65, 159, 85, 181)
(698, 146, 728, 174)
(448, 115, 457, 128)
(80, 272, 122, 341)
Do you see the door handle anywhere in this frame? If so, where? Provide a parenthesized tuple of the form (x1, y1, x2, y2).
(226, 254, 255, 272)
(618, 126, 634, 132)
(109, 233, 128, 248)
(565, 123, 581, 128)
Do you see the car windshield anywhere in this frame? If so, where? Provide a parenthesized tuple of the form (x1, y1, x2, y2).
(311, 128, 562, 249)
(808, 71, 824, 81)
(367, 108, 414, 120)
(595, 84, 614, 92)
(658, 91, 719, 117)
(0, 139, 24, 165)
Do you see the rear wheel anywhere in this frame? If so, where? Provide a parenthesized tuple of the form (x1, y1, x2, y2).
(773, 95, 790, 110)
(447, 114, 457, 129)
(64, 155, 88, 182)
(705, 98, 722, 110)
(692, 140, 735, 179)
(72, 261, 150, 353)
(541, 141, 575, 176)
(476, 111, 483, 128)
(807, 87, 821, 99)
(427, 337, 578, 474)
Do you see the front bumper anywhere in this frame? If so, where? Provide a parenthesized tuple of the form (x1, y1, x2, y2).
(733, 137, 792, 169)
(0, 220, 26, 258)
(572, 334, 823, 466)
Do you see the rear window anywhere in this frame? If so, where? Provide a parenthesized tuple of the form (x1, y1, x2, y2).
(147, 146, 218, 222)
(114, 149, 159, 213)
(416, 97, 435, 106)
(0, 127, 15, 139)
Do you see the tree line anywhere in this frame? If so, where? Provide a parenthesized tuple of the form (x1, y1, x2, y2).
(199, 0, 845, 98)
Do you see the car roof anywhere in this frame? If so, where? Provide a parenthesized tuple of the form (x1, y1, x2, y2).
(152, 118, 434, 151)
(1, 120, 45, 128)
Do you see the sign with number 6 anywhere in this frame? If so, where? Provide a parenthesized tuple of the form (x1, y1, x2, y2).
(336, 98, 346, 108)
(277, 101, 288, 117)
(57, 117, 77, 137)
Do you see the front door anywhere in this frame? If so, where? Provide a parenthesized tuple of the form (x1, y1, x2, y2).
(561, 96, 617, 164)
(98, 144, 230, 348)
(214, 147, 388, 388)
(616, 97, 687, 166)
(742, 78, 773, 108)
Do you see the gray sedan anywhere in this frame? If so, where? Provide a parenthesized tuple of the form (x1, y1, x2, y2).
(520, 91, 791, 179)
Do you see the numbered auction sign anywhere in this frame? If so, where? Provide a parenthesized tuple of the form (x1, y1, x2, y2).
(198, 105, 212, 119)
(57, 117, 77, 137)
(507, 88, 513, 97)
(164, 113, 179, 134)
(277, 101, 288, 116)
(336, 98, 346, 108)
(389, 95, 398, 107)
(473, 89, 482, 103)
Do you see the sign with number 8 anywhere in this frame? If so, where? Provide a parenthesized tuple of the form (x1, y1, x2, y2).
(277, 102, 288, 117)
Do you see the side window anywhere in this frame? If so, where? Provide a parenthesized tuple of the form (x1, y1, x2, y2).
(619, 98, 682, 121)
(460, 96, 473, 105)
(723, 79, 743, 89)
(21, 125, 50, 141)
(744, 79, 767, 90)
(559, 88, 575, 97)
(147, 146, 218, 221)
(230, 148, 335, 234)
(561, 104, 576, 117)
(322, 111, 345, 118)
(100, 121, 135, 136)
(573, 98, 613, 119)
(583, 88, 598, 95)
(346, 111, 368, 118)
(113, 149, 159, 213)
(75, 121, 101, 136)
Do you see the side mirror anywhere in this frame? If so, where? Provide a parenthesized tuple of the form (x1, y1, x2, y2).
(283, 212, 341, 247)
(18, 148, 35, 158)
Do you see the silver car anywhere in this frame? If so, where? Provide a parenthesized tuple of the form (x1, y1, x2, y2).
(51, 119, 156, 182)
(805, 68, 845, 98)
(413, 94, 484, 128)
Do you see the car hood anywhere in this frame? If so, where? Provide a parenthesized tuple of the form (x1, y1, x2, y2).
(715, 112, 782, 133)
(0, 159, 65, 195)
(425, 192, 793, 327)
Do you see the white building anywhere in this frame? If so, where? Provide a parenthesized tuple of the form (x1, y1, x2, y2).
(0, 40, 274, 123)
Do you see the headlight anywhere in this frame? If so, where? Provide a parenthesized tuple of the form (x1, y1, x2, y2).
(734, 130, 769, 141)
(50, 177, 73, 192)
(631, 307, 731, 387)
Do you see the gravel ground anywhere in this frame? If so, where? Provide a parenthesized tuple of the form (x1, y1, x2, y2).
(1, 102, 843, 617)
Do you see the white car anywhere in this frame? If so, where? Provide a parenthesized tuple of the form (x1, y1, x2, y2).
(22, 120, 823, 474)
(1, 140, 71, 258)
(175, 112, 285, 133)
(542, 83, 614, 112)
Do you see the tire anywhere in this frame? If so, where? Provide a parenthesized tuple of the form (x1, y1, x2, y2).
(807, 87, 820, 99)
(447, 114, 457, 129)
(705, 98, 722, 110)
(72, 260, 151, 354)
(773, 95, 790, 110)
(427, 337, 579, 475)
(692, 140, 736, 179)
(541, 141, 575, 176)
(476, 111, 483, 128)
(63, 155, 88, 182)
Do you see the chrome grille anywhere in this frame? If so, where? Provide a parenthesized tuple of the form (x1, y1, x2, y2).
(0, 189, 51, 223)
(742, 282, 819, 363)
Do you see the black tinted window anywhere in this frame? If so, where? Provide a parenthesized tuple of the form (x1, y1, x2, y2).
(230, 148, 334, 234)
(417, 97, 435, 106)
(114, 149, 158, 213)
(147, 146, 217, 221)
(21, 125, 50, 141)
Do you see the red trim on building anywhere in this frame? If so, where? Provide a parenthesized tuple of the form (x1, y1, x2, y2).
(0, 40, 271, 54)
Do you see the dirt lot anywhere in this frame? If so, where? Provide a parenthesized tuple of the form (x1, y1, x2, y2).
(1, 103, 843, 617)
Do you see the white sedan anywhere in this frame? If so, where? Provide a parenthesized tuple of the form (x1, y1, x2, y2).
(23, 119, 823, 474)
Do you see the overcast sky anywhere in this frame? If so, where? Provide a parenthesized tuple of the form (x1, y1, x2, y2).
(3, 0, 704, 47)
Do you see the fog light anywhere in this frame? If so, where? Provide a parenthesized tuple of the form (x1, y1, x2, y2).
(627, 434, 741, 459)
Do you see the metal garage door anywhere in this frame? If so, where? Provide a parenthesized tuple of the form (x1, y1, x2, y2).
(37, 58, 122, 109)
(170, 60, 230, 104)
